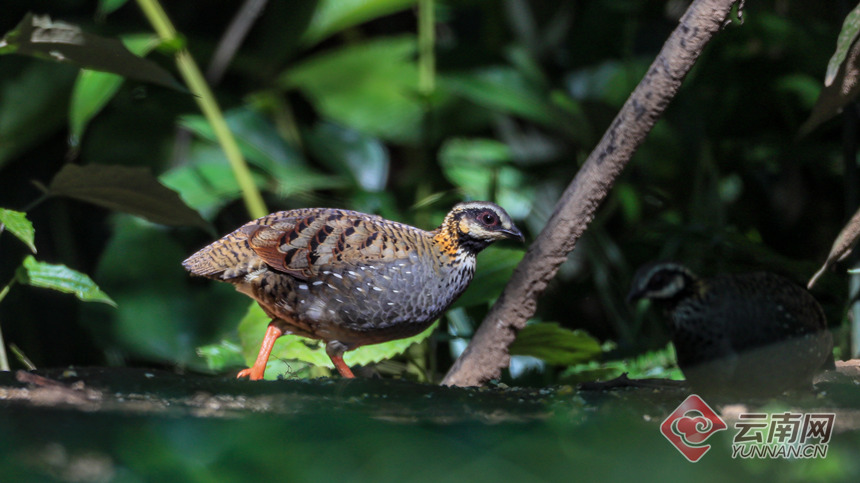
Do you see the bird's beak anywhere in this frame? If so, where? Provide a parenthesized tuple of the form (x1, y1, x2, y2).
(500, 225, 525, 242)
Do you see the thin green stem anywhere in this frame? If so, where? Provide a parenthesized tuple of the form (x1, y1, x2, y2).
(418, 0, 435, 96)
(135, 0, 268, 219)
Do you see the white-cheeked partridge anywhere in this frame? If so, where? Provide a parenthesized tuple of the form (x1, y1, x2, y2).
(184, 201, 523, 380)
(628, 262, 833, 397)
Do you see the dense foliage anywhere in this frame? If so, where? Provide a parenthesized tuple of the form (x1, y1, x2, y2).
(0, 1, 853, 384)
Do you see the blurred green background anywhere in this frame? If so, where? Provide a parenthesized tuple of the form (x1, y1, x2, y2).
(0, 0, 854, 384)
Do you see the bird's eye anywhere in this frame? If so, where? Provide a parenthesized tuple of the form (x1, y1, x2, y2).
(648, 272, 669, 289)
(478, 211, 498, 226)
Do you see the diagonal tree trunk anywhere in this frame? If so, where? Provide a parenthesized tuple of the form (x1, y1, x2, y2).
(442, 0, 743, 387)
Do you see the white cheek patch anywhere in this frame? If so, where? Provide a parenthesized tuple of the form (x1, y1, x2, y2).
(651, 275, 686, 298)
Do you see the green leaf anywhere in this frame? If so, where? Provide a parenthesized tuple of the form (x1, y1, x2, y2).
(509, 322, 602, 366)
(565, 59, 651, 108)
(160, 152, 263, 216)
(97, 0, 131, 18)
(439, 138, 534, 219)
(48, 164, 209, 229)
(0, 13, 182, 90)
(560, 344, 683, 383)
(180, 108, 307, 172)
(238, 303, 336, 375)
(800, 7, 860, 136)
(0, 60, 75, 168)
(826, 2, 860, 87)
(349, 322, 436, 367)
(305, 122, 389, 191)
(17, 255, 115, 306)
(0, 208, 36, 253)
(441, 67, 558, 126)
(179, 109, 346, 200)
(452, 246, 524, 309)
(69, 34, 162, 145)
(89, 215, 246, 367)
(238, 302, 437, 379)
(196, 340, 246, 372)
(302, 0, 417, 46)
(280, 36, 422, 143)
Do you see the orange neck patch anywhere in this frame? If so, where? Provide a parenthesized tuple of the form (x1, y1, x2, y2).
(433, 216, 461, 256)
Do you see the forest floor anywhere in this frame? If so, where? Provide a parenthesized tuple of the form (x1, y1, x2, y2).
(1, 363, 859, 481)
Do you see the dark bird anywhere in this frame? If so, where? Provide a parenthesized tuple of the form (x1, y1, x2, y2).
(627, 262, 833, 397)
(184, 202, 523, 380)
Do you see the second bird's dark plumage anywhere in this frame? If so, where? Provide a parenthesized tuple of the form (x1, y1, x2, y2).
(184, 201, 523, 380)
(628, 262, 833, 397)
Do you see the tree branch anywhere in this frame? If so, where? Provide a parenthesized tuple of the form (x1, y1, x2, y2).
(442, 0, 741, 387)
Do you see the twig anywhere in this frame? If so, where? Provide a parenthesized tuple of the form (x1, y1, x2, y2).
(205, 0, 269, 84)
(15, 370, 102, 406)
(442, 0, 742, 387)
(0, 280, 13, 371)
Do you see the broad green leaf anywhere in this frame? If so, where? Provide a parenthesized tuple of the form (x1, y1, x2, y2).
(180, 108, 307, 172)
(273, 168, 349, 198)
(827, 2, 860, 87)
(48, 164, 209, 229)
(196, 340, 246, 371)
(440, 138, 512, 167)
(161, 152, 265, 216)
(349, 321, 436, 367)
(17, 255, 115, 306)
(238, 302, 437, 379)
(179, 109, 346, 201)
(0, 208, 36, 253)
(439, 138, 534, 218)
(561, 344, 683, 383)
(452, 246, 524, 309)
(0, 13, 181, 90)
(70, 34, 162, 145)
(0, 60, 75, 168)
(302, 0, 417, 46)
(306, 122, 389, 191)
(509, 322, 602, 366)
(281, 36, 422, 143)
(441, 67, 559, 126)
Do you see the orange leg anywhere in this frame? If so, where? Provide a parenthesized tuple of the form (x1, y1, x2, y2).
(326, 340, 355, 378)
(237, 323, 283, 381)
(330, 354, 355, 378)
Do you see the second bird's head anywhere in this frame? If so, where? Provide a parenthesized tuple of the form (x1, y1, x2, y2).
(627, 261, 699, 303)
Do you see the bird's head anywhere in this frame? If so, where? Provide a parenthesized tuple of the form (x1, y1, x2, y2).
(437, 201, 524, 255)
(627, 262, 699, 303)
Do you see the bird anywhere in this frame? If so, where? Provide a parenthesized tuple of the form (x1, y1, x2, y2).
(183, 201, 523, 380)
(627, 262, 833, 397)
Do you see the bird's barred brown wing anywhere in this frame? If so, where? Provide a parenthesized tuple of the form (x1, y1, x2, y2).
(246, 210, 427, 280)
(183, 208, 425, 282)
